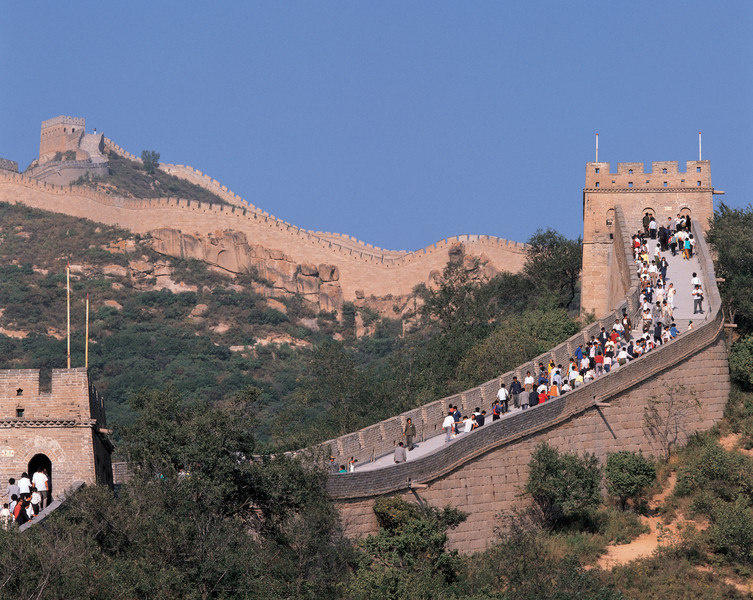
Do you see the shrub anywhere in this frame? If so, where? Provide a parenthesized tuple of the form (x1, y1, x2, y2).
(709, 495, 753, 563)
(525, 442, 602, 528)
(605, 451, 656, 511)
(729, 335, 753, 391)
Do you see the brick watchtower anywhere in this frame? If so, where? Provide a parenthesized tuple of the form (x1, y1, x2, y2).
(0, 368, 113, 500)
(581, 159, 722, 318)
(38, 115, 87, 164)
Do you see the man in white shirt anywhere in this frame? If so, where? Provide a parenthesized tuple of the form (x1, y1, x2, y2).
(18, 472, 31, 498)
(442, 412, 456, 443)
(32, 469, 49, 510)
(497, 383, 510, 414)
(523, 371, 534, 391)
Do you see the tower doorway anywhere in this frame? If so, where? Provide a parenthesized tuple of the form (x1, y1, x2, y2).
(27, 453, 52, 501)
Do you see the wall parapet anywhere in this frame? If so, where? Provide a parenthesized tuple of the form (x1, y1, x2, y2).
(0, 168, 529, 270)
(322, 213, 722, 499)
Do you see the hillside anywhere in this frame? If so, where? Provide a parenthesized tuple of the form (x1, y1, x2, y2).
(73, 150, 231, 205)
(0, 200, 581, 448)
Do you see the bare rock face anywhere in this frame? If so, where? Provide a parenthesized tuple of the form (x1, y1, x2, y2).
(103, 264, 128, 277)
(319, 283, 343, 312)
(147, 227, 348, 310)
(319, 264, 339, 282)
(299, 263, 319, 277)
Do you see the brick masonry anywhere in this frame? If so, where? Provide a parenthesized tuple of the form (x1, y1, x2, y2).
(0, 368, 113, 499)
(581, 160, 718, 318)
(325, 184, 728, 554)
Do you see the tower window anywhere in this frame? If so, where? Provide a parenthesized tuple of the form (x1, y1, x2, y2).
(595, 168, 600, 174)
(697, 166, 701, 172)
(16, 408, 24, 418)
(595, 182, 600, 188)
(628, 169, 633, 174)
(663, 181, 668, 187)
(697, 181, 702, 187)
(662, 168, 667, 173)
(628, 182, 633, 188)
(16, 388, 23, 396)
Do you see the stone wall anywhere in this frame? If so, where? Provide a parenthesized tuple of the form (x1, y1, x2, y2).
(0, 368, 113, 496)
(25, 159, 110, 186)
(581, 160, 718, 318)
(325, 214, 728, 553)
(0, 171, 529, 300)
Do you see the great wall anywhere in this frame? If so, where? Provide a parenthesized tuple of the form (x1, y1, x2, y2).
(0, 117, 730, 552)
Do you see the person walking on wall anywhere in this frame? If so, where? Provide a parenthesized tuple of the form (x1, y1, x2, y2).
(443, 411, 455, 442)
(692, 284, 704, 314)
(404, 418, 417, 451)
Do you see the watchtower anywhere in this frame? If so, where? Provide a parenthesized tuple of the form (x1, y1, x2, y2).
(39, 115, 87, 163)
(0, 368, 113, 498)
(581, 159, 720, 317)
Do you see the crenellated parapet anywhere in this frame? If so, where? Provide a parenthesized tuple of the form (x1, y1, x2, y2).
(324, 212, 728, 553)
(0, 368, 113, 495)
(0, 168, 529, 299)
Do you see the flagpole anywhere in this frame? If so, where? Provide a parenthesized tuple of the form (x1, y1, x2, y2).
(85, 293, 89, 369)
(66, 264, 71, 369)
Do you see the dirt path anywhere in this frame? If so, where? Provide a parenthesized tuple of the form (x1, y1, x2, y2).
(597, 473, 678, 569)
(599, 436, 753, 594)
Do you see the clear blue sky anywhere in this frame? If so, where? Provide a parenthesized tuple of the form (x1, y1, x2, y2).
(2, 2, 751, 251)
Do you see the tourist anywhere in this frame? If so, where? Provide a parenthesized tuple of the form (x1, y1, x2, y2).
(692, 284, 704, 314)
(523, 371, 534, 392)
(510, 376, 522, 409)
(443, 411, 456, 442)
(519, 389, 530, 410)
(404, 418, 416, 451)
(18, 472, 31, 499)
(0, 504, 11, 530)
(5, 478, 19, 504)
(394, 442, 407, 464)
(32, 468, 49, 510)
(497, 382, 510, 414)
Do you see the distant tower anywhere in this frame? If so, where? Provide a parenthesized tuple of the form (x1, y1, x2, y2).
(581, 159, 721, 318)
(38, 115, 87, 163)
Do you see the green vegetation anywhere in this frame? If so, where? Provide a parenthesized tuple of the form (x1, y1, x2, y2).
(605, 451, 657, 511)
(140, 149, 160, 174)
(1, 198, 588, 447)
(75, 150, 229, 205)
(524, 442, 603, 529)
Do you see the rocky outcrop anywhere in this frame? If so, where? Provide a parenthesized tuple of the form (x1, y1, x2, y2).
(147, 228, 345, 310)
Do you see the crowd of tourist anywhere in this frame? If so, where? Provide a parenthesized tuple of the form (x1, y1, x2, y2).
(1, 468, 50, 529)
(333, 215, 705, 469)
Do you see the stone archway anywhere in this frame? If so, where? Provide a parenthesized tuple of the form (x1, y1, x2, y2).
(27, 453, 53, 502)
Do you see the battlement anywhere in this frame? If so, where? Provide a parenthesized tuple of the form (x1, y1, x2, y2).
(41, 116, 86, 130)
(0, 368, 103, 423)
(585, 160, 712, 190)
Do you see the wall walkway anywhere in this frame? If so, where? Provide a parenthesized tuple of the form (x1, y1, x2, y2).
(0, 169, 528, 299)
(322, 208, 729, 553)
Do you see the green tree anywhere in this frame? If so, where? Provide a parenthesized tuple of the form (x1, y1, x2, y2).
(455, 308, 579, 386)
(729, 335, 753, 391)
(524, 227, 582, 310)
(525, 442, 602, 528)
(141, 149, 161, 174)
(706, 202, 753, 335)
(604, 451, 656, 511)
(348, 496, 467, 600)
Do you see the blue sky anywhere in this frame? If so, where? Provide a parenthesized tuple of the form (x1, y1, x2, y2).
(1, 2, 751, 251)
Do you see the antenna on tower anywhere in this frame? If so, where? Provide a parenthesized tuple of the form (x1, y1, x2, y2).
(698, 132, 702, 161)
(595, 133, 599, 162)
